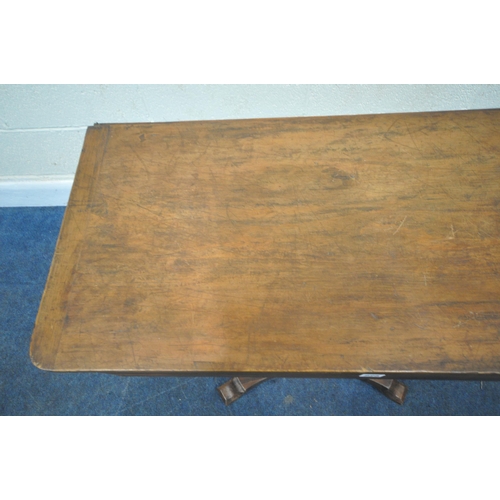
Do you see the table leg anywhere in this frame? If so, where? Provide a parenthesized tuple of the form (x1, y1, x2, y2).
(217, 377, 269, 405)
(217, 377, 408, 406)
(363, 378, 408, 405)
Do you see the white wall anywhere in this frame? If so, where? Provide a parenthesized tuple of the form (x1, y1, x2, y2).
(1, 84, 500, 205)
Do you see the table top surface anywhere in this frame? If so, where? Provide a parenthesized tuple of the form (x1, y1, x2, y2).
(31, 110, 500, 377)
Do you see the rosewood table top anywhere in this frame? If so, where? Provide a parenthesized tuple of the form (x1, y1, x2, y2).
(31, 110, 500, 379)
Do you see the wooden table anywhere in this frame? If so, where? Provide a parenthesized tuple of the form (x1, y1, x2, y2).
(30, 110, 500, 405)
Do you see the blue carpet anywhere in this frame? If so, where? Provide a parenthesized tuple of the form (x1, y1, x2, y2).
(1, 206, 499, 415)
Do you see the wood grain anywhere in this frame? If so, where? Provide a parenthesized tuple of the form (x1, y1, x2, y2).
(30, 110, 500, 377)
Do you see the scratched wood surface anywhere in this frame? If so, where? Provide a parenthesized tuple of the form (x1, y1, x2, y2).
(30, 110, 500, 377)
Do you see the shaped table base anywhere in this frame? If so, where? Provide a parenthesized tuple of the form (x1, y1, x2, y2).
(216, 377, 409, 406)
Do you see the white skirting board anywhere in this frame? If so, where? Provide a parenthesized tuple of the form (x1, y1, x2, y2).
(0, 179, 73, 207)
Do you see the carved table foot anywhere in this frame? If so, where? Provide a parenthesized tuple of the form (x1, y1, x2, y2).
(217, 377, 269, 405)
(363, 378, 408, 405)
